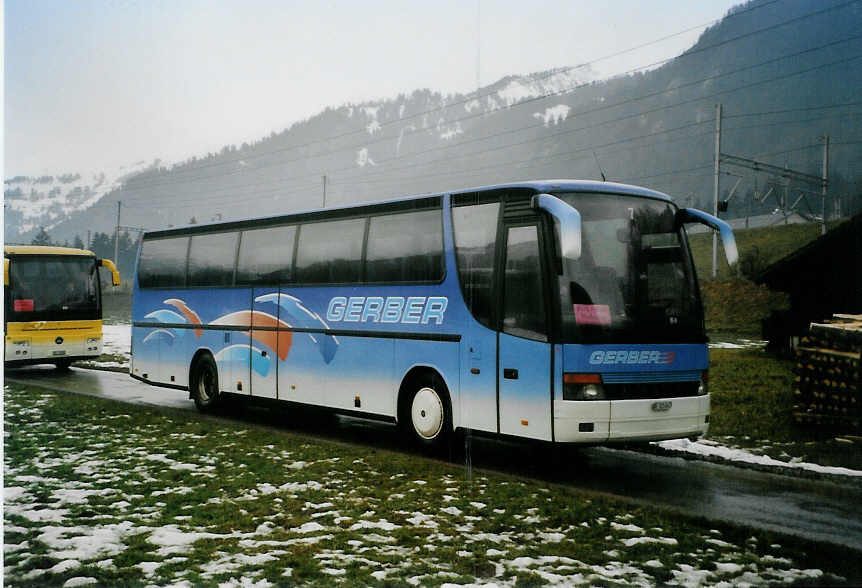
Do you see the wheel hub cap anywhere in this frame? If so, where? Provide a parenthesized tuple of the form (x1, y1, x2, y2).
(412, 387, 443, 440)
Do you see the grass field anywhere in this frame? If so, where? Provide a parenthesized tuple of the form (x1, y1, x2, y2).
(700, 280, 789, 338)
(14, 219, 847, 585)
(687, 219, 860, 469)
(704, 348, 862, 471)
(687, 219, 846, 281)
(687, 220, 848, 338)
(5, 383, 858, 586)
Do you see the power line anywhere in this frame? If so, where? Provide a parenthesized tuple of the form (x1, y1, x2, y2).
(724, 100, 862, 119)
(341, 46, 862, 186)
(125, 120, 720, 211)
(724, 109, 862, 134)
(130, 0, 784, 185)
(125, 42, 862, 210)
(114, 0, 845, 194)
(282, 108, 862, 191)
(125, 120, 716, 210)
(341, 127, 717, 189)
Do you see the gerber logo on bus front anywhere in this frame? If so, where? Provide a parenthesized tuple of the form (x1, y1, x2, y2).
(326, 296, 448, 325)
(588, 350, 676, 366)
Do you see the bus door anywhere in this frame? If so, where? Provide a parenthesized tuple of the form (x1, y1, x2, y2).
(452, 199, 500, 434)
(498, 223, 553, 441)
(250, 287, 280, 399)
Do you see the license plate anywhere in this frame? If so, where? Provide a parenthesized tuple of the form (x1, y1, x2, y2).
(52, 350, 67, 356)
(651, 401, 672, 412)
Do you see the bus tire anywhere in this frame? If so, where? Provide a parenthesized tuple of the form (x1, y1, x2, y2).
(54, 359, 72, 371)
(401, 373, 451, 451)
(191, 353, 220, 413)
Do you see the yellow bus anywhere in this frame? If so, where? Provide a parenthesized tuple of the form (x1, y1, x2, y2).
(4, 245, 121, 370)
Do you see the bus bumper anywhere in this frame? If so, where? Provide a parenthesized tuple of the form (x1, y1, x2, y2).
(5, 320, 103, 364)
(554, 395, 710, 443)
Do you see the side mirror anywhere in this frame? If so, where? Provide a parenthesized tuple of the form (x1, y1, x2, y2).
(98, 258, 121, 287)
(675, 208, 739, 266)
(531, 193, 582, 260)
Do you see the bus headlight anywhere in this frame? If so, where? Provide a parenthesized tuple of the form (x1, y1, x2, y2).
(563, 373, 606, 401)
(698, 370, 709, 395)
(86, 337, 101, 352)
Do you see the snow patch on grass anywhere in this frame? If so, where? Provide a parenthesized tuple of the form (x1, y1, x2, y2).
(2, 383, 836, 586)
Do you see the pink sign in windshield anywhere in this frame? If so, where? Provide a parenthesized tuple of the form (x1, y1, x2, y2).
(574, 304, 611, 326)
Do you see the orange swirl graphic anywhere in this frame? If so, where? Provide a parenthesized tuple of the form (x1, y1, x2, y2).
(211, 310, 293, 361)
(164, 299, 203, 338)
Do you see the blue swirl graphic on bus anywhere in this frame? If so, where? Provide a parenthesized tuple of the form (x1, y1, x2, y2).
(254, 293, 340, 364)
(142, 328, 177, 345)
(142, 309, 188, 345)
(215, 344, 271, 377)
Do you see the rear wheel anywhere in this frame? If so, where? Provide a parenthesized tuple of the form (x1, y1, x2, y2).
(401, 374, 451, 451)
(191, 354, 220, 413)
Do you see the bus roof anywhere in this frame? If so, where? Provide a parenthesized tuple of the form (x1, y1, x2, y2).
(4, 245, 96, 257)
(451, 179, 674, 202)
(142, 179, 675, 239)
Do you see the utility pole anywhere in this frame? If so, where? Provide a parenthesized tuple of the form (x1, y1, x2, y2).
(748, 179, 755, 230)
(114, 201, 121, 274)
(322, 175, 327, 208)
(712, 103, 722, 279)
(822, 135, 829, 235)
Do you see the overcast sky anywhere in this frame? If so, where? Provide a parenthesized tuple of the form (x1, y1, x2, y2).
(4, 0, 741, 177)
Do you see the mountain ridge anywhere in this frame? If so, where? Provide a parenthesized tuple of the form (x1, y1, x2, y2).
(6, 0, 861, 245)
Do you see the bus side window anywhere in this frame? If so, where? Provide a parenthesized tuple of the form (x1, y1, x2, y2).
(295, 218, 366, 284)
(138, 237, 190, 288)
(452, 202, 500, 329)
(236, 225, 296, 285)
(188, 232, 239, 287)
(365, 209, 443, 283)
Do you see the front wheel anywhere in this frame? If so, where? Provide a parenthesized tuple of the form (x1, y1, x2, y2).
(402, 375, 451, 451)
(191, 354, 220, 413)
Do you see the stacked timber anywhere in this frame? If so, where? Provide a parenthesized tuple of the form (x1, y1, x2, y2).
(793, 315, 862, 431)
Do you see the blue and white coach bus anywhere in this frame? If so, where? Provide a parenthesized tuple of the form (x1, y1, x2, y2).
(130, 180, 737, 448)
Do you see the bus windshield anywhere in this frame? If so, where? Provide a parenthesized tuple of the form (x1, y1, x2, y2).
(7, 256, 101, 322)
(553, 192, 703, 344)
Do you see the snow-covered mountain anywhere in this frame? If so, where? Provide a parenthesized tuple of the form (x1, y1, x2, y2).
(4, 160, 158, 242)
(4, 67, 598, 244)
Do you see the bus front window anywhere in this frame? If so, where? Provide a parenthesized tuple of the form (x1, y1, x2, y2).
(554, 193, 703, 344)
(9, 257, 101, 321)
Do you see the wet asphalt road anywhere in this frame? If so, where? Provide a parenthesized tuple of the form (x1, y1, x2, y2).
(5, 366, 862, 551)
